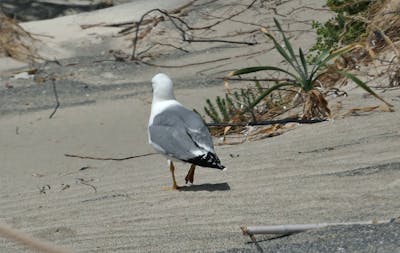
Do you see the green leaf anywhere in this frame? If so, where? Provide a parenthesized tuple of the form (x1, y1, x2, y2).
(244, 82, 295, 112)
(299, 48, 308, 77)
(205, 99, 221, 123)
(229, 66, 299, 82)
(264, 32, 292, 64)
(338, 71, 393, 107)
(233, 91, 242, 108)
(264, 32, 304, 79)
(225, 94, 236, 114)
(273, 18, 305, 78)
(309, 46, 354, 83)
(216, 96, 229, 122)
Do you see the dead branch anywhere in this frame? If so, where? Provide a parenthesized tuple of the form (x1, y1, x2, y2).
(131, 0, 258, 59)
(216, 29, 260, 39)
(206, 118, 326, 127)
(193, 0, 258, 30)
(135, 45, 157, 57)
(49, 78, 60, 119)
(133, 56, 231, 68)
(241, 219, 397, 242)
(200, 12, 267, 28)
(220, 77, 295, 83)
(132, 47, 272, 68)
(80, 22, 106, 29)
(184, 38, 256, 45)
(286, 6, 331, 15)
(81, 20, 145, 30)
(131, 8, 163, 59)
(81, 0, 196, 32)
(159, 9, 257, 46)
(153, 42, 189, 53)
(0, 223, 73, 253)
(64, 153, 157, 161)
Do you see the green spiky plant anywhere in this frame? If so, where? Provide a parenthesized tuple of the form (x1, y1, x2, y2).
(203, 85, 265, 123)
(228, 18, 392, 119)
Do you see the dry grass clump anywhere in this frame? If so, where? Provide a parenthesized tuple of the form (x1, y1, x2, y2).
(366, 0, 400, 52)
(342, 0, 400, 63)
(0, 11, 41, 62)
(302, 89, 331, 120)
(367, 0, 400, 88)
(315, 0, 400, 70)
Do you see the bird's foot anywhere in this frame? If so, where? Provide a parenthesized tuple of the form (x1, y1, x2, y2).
(185, 174, 194, 184)
(185, 165, 195, 184)
(161, 184, 180, 191)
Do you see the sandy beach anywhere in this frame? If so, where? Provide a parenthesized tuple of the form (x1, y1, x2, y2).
(1, 0, 399, 252)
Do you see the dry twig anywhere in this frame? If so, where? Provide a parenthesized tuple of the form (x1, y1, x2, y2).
(130, 47, 273, 68)
(206, 118, 326, 127)
(131, 0, 259, 60)
(220, 77, 295, 83)
(49, 78, 60, 119)
(64, 153, 157, 161)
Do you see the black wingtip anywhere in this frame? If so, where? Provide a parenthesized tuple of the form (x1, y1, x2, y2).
(186, 152, 224, 170)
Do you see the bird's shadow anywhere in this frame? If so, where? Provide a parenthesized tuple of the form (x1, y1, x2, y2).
(178, 182, 230, 192)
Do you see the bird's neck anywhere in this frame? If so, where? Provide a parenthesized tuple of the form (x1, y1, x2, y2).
(151, 98, 179, 109)
(149, 99, 180, 125)
(152, 94, 176, 104)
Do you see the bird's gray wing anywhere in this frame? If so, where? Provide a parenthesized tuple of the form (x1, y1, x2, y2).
(148, 105, 214, 161)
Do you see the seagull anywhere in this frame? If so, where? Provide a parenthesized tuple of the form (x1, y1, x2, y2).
(148, 73, 225, 190)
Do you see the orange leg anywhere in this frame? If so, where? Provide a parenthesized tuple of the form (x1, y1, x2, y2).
(185, 164, 196, 184)
(170, 161, 179, 190)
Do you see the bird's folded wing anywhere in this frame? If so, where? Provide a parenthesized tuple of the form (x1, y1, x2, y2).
(148, 105, 215, 160)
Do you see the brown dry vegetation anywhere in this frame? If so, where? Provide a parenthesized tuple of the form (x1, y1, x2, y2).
(366, 0, 400, 54)
(0, 11, 41, 62)
(214, 0, 400, 142)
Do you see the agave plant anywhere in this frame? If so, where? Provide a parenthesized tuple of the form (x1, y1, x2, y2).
(228, 18, 392, 119)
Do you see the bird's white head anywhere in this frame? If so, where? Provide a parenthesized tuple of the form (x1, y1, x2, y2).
(151, 73, 175, 102)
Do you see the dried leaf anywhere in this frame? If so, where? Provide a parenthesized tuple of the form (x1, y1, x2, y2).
(248, 123, 297, 141)
(379, 104, 395, 112)
(302, 89, 331, 119)
(0, 11, 41, 62)
(343, 104, 394, 116)
(222, 126, 232, 143)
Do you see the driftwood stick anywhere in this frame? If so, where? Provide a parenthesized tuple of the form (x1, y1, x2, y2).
(206, 118, 326, 127)
(241, 219, 395, 241)
(131, 8, 162, 59)
(64, 153, 157, 161)
(0, 223, 73, 253)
